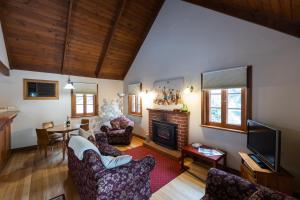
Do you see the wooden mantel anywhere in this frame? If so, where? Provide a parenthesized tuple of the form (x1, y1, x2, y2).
(147, 108, 190, 115)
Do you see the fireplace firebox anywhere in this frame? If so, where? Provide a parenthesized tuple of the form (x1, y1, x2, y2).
(152, 120, 177, 150)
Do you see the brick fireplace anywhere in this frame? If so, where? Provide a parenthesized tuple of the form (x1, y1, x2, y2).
(147, 109, 190, 150)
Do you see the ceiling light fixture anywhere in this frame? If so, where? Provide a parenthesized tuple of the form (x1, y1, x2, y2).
(64, 76, 75, 90)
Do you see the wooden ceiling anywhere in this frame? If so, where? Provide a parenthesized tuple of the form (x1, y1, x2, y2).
(0, 0, 164, 80)
(185, 0, 300, 38)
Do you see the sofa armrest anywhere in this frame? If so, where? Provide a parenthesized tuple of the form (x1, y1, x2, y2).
(125, 126, 133, 135)
(95, 131, 108, 144)
(96, 156, 155, 191)
(203, 168, 257, 200)
(100, 125, 109, 133)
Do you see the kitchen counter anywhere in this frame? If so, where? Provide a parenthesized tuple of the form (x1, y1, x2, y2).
(0, 111, 18, 129)
(0, 111, 17, 170)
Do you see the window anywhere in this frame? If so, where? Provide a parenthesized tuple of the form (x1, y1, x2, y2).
(203, 88, 247, 131)
(23, 79, 59, 100)
(71, 93, 98, 117)
(128, 94, 142, 116)
(201, 66, 251, 132)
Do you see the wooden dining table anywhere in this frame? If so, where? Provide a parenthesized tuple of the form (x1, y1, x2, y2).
(47, 123, 81, 160)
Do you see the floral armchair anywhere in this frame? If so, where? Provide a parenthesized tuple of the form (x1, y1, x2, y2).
(202, 168, 297, 200)
(100, 116, 134, 145)
(68, 132, 155, 200)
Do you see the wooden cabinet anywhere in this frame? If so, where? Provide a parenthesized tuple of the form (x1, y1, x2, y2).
(0, 120, 12, 170)
(239, 152, 294, 195)
(0, 112, 16, 171)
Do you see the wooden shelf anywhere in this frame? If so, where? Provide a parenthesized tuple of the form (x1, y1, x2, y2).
(239, 152, 271, 173)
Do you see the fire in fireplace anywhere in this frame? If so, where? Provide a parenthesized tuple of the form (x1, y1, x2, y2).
(152, 120, 177, 150)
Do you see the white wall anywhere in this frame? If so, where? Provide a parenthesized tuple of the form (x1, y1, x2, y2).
(0, 21, 9, 68)
(124, 0, 300, 192)
(0, 70, 123, 148)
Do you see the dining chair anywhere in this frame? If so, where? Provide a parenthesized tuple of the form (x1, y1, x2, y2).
(36, 128, 63, 158)
(42, 121, 63, 139)
(80, 119, 90, 131)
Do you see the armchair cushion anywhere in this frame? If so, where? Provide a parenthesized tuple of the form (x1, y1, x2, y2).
(96, 155, 155, 199)
(111, 120, 121, 129)
(249, 187, 297, 200)
(202, 168, 257, 200)
(109, 129, 126, 136)
(78, 128, 95, 140)
(202, 168, 296, 200)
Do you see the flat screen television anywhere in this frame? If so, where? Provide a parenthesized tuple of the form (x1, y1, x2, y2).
(247, 120, 281, 172)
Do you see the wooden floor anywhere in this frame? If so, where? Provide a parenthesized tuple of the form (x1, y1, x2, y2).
(0, 136, 206, 200)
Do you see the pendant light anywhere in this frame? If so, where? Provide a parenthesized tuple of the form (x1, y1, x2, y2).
(64, 76, 75, 90)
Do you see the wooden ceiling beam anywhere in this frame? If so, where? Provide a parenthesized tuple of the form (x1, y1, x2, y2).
(0, 2, 13, 69)
(61, 0, 74, 74)
(0, 61, 9, 76)
(184, 0, 300, 38)
(95, 0, 127, 78)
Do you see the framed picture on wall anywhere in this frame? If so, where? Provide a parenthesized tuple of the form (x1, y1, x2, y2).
(23, 79, 59, 100)
(153, 77, 184, 105)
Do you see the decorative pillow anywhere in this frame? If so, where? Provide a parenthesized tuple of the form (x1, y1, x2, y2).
(110, 120, 120, 129)
(100, 154, 132, 169)
(249, 188, 297, 200)
(119, 117, 130, 129)
(78, 128, 95, 142)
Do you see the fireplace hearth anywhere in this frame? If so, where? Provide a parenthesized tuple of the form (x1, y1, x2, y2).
(152, 120, 177, 150)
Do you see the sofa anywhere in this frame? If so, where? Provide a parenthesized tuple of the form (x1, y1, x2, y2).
(67, 132, 155, 200)
(100, 116, 134, 145)
(202, 168, 297, 200)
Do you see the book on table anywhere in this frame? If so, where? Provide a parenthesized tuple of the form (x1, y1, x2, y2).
(197, 147, 224, 157)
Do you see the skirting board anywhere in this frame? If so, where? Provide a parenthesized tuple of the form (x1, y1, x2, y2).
(11, 145, 37, 153)
(132, 132, 146, 140)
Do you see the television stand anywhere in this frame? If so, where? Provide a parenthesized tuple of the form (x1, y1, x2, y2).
(248, 154, 269, 169)
(239, 152, 294, 195)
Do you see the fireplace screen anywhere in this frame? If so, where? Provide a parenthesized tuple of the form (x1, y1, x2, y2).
(152, 120, 177, 150)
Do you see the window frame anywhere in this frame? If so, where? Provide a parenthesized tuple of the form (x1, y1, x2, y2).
(71, 89, 98, 118)
(201, 67, 252, 133)
(23, 79, 59, 100)
(128, 94, 142, 117)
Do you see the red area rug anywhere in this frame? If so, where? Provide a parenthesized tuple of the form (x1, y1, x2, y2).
(124, 146, 182, 193)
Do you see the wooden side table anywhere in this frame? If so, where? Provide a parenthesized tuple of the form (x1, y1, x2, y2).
(181, 144, 227, 170)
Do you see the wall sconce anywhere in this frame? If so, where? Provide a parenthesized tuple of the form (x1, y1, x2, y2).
(184, 85, 194, 94)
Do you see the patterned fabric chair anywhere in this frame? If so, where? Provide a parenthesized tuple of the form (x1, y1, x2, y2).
(94, 131, 122, 157)
(201, 168, 297, 200)
(100, 116, 134, 145)
(68, 132, 155, 200)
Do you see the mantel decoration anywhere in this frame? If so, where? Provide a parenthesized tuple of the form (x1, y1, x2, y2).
(153, 77, 184, 105)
